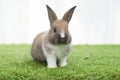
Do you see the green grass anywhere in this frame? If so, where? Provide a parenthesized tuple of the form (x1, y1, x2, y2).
(0, 44, 120, 80)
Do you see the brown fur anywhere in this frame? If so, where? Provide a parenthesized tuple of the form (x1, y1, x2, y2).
(31, 32, 46, 62)
(48, 20, 71, 45)
(52, 20, 68, 32)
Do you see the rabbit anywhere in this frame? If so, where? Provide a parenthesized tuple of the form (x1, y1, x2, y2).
(31, 5, 76, 68)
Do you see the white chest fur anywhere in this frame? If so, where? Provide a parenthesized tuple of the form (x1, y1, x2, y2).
(43, 42, 71, 68)
(47, 43, 71, 59)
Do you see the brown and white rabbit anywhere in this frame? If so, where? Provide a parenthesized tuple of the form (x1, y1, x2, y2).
(31, 5, 76, 68)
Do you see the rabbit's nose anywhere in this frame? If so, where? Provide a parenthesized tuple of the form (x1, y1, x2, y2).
(60, 31, 65, 38)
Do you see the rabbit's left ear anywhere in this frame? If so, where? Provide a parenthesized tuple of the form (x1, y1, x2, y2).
(46, 5, 57, 24)
(62, 6, 76, 23)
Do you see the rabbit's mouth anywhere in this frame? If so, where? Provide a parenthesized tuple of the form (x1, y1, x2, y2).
(58, 37, 67, 44)
(53, 35, 70, 45)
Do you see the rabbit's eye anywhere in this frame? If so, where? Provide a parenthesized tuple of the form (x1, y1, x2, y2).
(53, 27, 57, 32)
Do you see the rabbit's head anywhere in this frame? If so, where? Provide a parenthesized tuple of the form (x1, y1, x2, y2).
(46, 5, 76, 45)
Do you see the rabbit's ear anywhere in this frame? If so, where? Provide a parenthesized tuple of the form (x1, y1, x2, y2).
(46, 5, 57, 24)
(62, 6, 76, 23)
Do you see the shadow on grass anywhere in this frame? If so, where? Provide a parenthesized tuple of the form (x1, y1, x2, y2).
(22, 59, 47, 68)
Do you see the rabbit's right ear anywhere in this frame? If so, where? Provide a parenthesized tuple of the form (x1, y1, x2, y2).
(46, 5, 57, 24)
(62, 6, 76, 23)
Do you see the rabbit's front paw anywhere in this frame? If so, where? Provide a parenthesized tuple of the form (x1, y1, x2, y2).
(59, 61, 67, 67)
(59, 63, 67, 67)
(47, 65, 57, 69)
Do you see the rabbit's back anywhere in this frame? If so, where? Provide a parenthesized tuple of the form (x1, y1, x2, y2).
(31, 32, 46, 62)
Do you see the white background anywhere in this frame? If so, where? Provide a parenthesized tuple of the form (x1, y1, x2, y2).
(0, 0, 120, 44)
